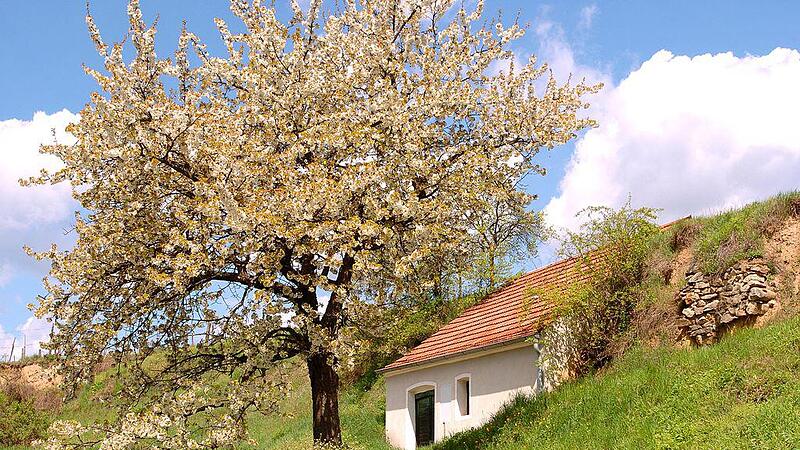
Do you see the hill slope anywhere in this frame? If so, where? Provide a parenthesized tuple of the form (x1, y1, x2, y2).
(0, 361, 392, 450)
(433, 316, 800, 450)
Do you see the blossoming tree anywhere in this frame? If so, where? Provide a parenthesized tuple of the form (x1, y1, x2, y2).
(27, 0, 599, 446)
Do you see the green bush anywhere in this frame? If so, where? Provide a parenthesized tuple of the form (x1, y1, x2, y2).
(0, 392, 50, 446)
(551, 202, 661, 375)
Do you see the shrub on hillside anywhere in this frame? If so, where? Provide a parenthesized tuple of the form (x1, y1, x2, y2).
(2, 378, 63, 412)
(551, 202, 661, 375)
(2, 378, 37, 403)
(0, 392, 49, 446)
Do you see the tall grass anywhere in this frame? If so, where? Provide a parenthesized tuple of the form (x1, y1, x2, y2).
(690, 191, 800, 273)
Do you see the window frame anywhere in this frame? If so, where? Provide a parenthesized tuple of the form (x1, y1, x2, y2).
(453, 373, 472, 419)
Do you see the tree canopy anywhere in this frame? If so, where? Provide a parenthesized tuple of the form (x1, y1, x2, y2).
(26, 0, 599, 447)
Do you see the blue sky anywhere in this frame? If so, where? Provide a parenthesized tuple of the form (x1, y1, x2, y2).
(1, 1, 799, 357)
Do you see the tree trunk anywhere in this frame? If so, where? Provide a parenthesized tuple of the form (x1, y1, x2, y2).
(307, 351, 342, 446)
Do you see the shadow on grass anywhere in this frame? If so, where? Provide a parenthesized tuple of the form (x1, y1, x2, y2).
(430, 394, 548, 450)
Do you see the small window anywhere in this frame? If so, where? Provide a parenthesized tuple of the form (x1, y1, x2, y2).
(456, 377, 470, 416)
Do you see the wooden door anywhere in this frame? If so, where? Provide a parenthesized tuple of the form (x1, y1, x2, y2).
(414, 390, 435, 446)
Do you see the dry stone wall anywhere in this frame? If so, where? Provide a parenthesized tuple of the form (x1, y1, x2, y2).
(678, 258, 777, 344)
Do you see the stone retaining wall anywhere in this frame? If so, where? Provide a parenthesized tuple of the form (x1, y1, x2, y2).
(678, 258, 777, 344)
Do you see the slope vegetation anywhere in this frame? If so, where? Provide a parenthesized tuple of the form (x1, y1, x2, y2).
(243, 363, 391, 450)
(434, 316, 800, 449)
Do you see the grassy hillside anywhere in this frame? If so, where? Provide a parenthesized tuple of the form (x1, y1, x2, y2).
(433, 193, 800, 449)
(434, 316, 800, 450)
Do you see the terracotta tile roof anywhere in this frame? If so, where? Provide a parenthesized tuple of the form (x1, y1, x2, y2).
(379, 217, 690, 374)
(379, 255, 591, 373)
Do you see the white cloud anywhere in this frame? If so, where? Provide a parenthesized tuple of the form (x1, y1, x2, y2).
(485, 51, 525, 77)
(578, 4, 598, 30)
(18, 316, 52, 357)
(0, 110, 78, 283)
(0, 316, 51, 361)
(0, 110, 77, 228)
(317, 292, 330, 317)
(293, 0, 311, 12)
(0, 326, 15, 361)
(487, 15, 611, 110)
(545, 48, 800, 231)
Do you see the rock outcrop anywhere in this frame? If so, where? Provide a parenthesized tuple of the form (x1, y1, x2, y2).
(678, 258, 777, 344)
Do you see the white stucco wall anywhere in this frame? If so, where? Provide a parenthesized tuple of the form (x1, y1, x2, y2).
(384, 344, 543, 449)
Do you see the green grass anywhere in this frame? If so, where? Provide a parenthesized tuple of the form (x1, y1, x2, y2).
(242, 364, 391, 450)
(15, 314, 800, 450)
(433, 316, 800, 450)
(689, 191, 800, 273)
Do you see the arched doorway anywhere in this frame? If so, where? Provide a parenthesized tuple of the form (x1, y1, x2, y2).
(405, 382, 437, 448)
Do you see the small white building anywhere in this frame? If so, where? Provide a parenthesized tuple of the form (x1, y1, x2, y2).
(378, 257, 585, 449)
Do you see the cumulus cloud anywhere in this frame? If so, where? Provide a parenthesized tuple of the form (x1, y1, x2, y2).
(18, 316, 52, 357)
(295, 0, 311, 12)
(0, 110, 78, 284)
(0, 262, 12, 288)
(0, 326, 15, 361)
(545, 48, 800, 230)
